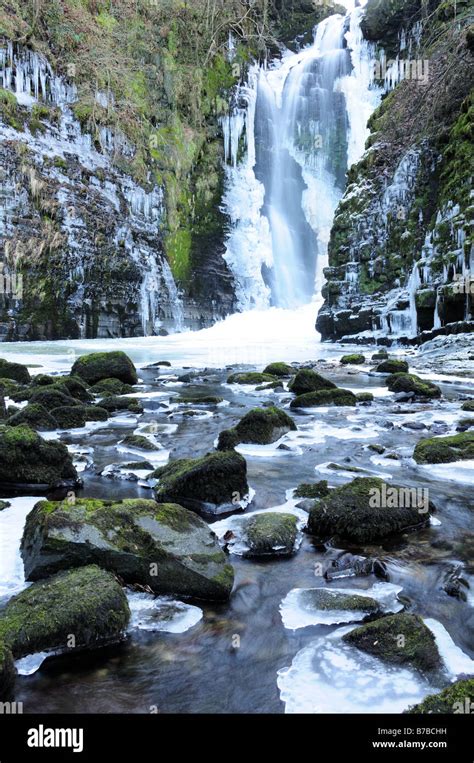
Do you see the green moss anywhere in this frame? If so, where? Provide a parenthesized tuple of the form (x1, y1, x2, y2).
(405, 678, 474, 713)
(153, 503, 203, 533)
(0, 359, 31, 384)
(227, 372, 277, 385)
(414, 432, 474, 464)
(340, 354, 365, 365)
(290, 388, 357, 408)
(376, 359, 409, 373)
(244, 512, 298, 557)
(301, 589, 380, 613)
(294, 480, 329, 499)
(262, 362, 294, 377)
(71, 351, 138, 385)
(288, 369, 336, 396)
(386, 372, 441, 399)
(90, 378, 134, 395)
(461, 400, 474, 412)
(356, 392, 374, 403)
(121, 435, 157, 451)
(7, 403, 58, 430)
(217, 406, 296, 450)
(343, 613, 442, 673)
(0, 424, 77, 485)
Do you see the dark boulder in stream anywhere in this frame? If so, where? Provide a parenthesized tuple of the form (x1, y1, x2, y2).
(0, 425, 79, 489)
(71, 351, 138, 386)
(21, 499, 234, 601)
(288, 368, 336, 395)
(414, 432, 474, 464)
(217, 406, 296, 449)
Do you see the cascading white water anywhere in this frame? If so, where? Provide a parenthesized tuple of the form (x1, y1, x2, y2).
(222, 4, 382, 313)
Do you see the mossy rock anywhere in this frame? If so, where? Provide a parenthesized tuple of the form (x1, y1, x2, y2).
(340, 354, 365, 365)
(288, 369, 336, 396)
(307, 477, 429, 543)
(372, 350, 388, 361)
(50, 406, 87, 429)
(461, 400, 474, 412)
(54, 377, 93, 403)
(83, 405, 109, 422)
(255, 380, 284, 391)
(0, 425, 79, 488)
(290, 388, 357, 408)
(0, 640, 15, 701)
(227, 372, 277, 385)
(7, 404, 58, 431)
(152, 451, 248, 513)
(405, 678, 474, 713)
(31, 374, 56, 387)
(122, 461, 154, 471)
(0, 378, 20, 396)
(0, 359, 31, 384)
(262, 362, 294, 377)
(71, 351, 138, 385)
(242, 512, 298, 558)
(121, 435, 157, 451)
(0, 565, 130, 659)
(30, 388, 79, 411)
(91, 378, 135, 396)
(217, 406, 296, 449)
(99, 396, 143, 414)
(295, 480, 329, 499)
(414, 432, 474, 464)
(376, 359, 409, 374)
(300, 588, 380, 614)
(21, 500, 234, 601)
(343, 613, 442, 674)
(357, 392, 374, 402)
(386, 373, 441, 399)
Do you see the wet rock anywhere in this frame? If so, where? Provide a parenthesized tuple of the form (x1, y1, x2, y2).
(71, 351, 138, 385)
(242, 512, 298, 558)
(217, 406, 296, 449)
(121, 435, 158, 451)
(300, 588, 381, 616)
(368, 443, 386, 454)
(262, 362, 294, 377)
(295, 480, 329, 499)
(152, 451, 249, 513)
(402, 421, 427, 430)
(0, 359, 31, 384)
(0, 641, 15, 700)
(30, 388, 78, 411)
(405, 678, 474, 713)
(50, 406, 87, 429)
(340, 353, 365, 365)
(413, 432, 474, 464)
(343, 613, 442, 673)
(290, 388, 357, 408)
(0, 565, 130, 659)
(307, 477, 430, 543)
(461, 400, 474, 412)
(386, 373, 441, 399)
(376, 359, 409, 374)
(99, 396, 143, 414)
(325, 552, 388, 581)
(356, 392, 374, 403)
(227, 372, 277, 385)
(0, 425, 79, 489)
(443, 566, 469, 601)
(21, 500, 233, 601)
(288, 368, 336, 396)
(372, 350, 389, 361)
(178, 395, 223, 405)
(255, 381, 284, 391)
(7, 403, 58, 430)
(394, 391, 415, 402)
(90, 378, 135, 396)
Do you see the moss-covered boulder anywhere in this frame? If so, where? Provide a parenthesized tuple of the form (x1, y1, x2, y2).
(54, 377, 92, 403)
(71, 351, 138, 385)
(386, 373, 441, 399)
(0, 640, 15, 700)
(300, 588, 380, 615)
(356, 392, 374, 403)
(372, 350, 389, 361)
(242, 512, 298, 557)
(340, 354, 365, 365)
(90, 378, 135, 396)
(152, 451, 248, 513)
(288, 368, 336, 396)
(0, 425, 79, 488)
(295, 480, 329, 499)
(30, 388, 79, 411)
(227, 372, 276, 385)
(342, 613, 442, 673)
(262, 362, 294, 377)
(99, 396, 143, 414)
(376, 359, 409, 374)
(290, 388, 357, 408)
(50, 406, 87, 429)
(0, 359, 31, 384)
(121, 435, 157, 451)
(461, 400, 474, 412)
(7, 403, 58, 430)
(0, 377, 20, 396)
(217, 406, 296, 450)
(0, 565, 129, 659)
(21, 500, 234, 600)
(414, 432, 474, 464)
(83, 405, 109, 422)
(405, 678, 474, 713)
(307, 477, 429, 543)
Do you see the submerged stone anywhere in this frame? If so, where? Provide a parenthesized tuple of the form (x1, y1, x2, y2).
(21, 500, 233, 601)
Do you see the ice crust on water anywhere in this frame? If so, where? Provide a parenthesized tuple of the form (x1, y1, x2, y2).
(127, 592, 203, 633)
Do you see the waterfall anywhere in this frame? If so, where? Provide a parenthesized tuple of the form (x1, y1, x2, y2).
(221, 8, 381, 311)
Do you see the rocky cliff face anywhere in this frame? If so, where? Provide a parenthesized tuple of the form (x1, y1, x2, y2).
(317, 0, 474, 344)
